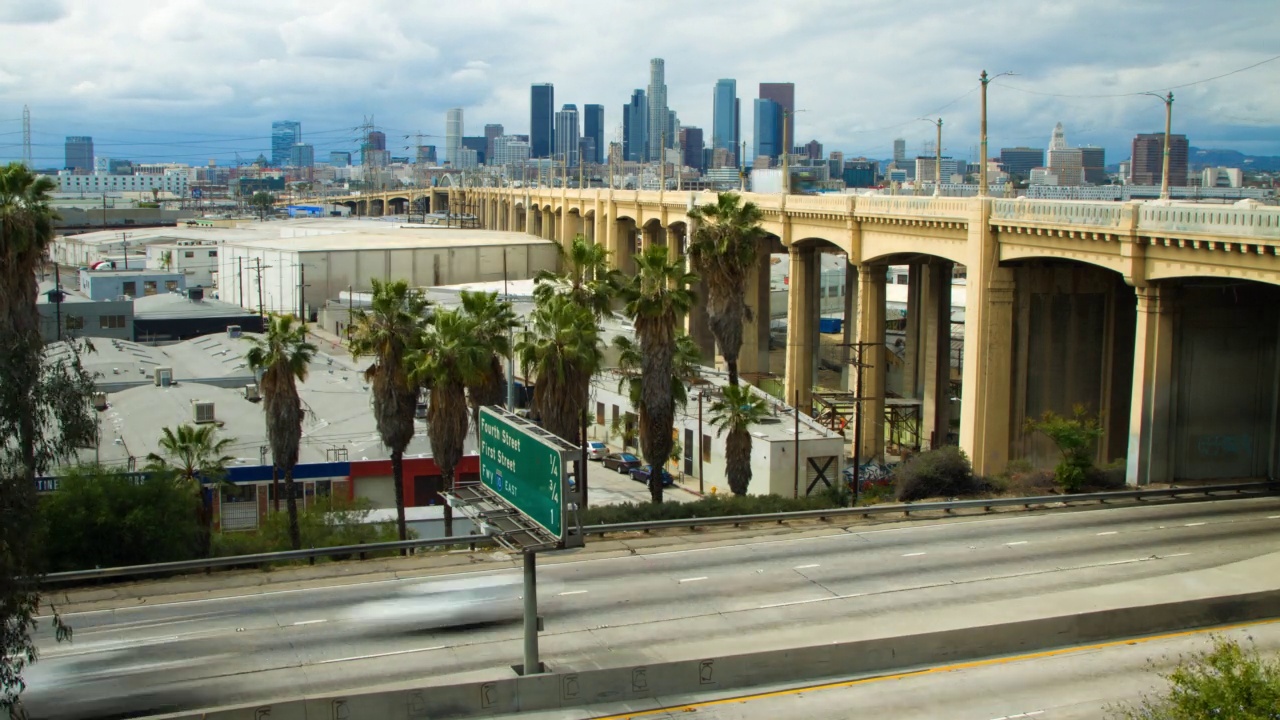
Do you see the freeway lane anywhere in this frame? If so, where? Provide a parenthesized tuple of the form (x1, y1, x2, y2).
(21, 497, 1280, 719)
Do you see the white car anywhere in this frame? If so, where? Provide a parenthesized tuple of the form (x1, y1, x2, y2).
(587, 441, 608, 460)
(343, 574, 523, 630)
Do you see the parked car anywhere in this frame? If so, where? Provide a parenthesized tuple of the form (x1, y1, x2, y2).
(586, 442, 608, 461)
(602, 452, 642, 474)
(629, 464, 674, 487)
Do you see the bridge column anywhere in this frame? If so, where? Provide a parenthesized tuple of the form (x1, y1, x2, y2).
(1125, 285, 1175, 486)
(841, 260, 858, 391)
(901, 264, 923, 399)
(784, 246, 817, 411)
(738, 243, 772, 380)
(666, 225, 683, 264)
(856, 264, 887, 461)
(920, 261, 954, 450)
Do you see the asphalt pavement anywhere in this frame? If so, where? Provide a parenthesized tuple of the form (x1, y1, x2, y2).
(20, 496, 1280, 719)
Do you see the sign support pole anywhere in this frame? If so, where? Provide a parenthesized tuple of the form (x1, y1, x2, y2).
(521, 550, 541, 675)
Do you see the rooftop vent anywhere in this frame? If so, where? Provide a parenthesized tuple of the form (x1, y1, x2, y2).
(154, 367, 173, 387)
(244, 384, 261, 402)
(192, 401, 215, 424)
(92, 392, 107, 411)
(186, 287, 204, 302)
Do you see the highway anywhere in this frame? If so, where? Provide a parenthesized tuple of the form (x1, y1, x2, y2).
(21, 496, 1280, 719)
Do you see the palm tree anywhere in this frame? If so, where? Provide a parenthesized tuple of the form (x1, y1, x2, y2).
(612, 332, 702, 412)
(618, 245, 698, 503)
(411, 307, 487, 537)
(458, 290, 517, 443)
(687, 193, 766, 386)
(532, 234, 619, 320)
(245, 314, 316, 550)
(517, 294, 604, 448)
(347, 279, 429, 544)
(708, 385, 771, 496)
(145, 424, 236, 555)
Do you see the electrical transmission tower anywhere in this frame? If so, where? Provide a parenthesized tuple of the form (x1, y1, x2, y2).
(22, 105, 32, 168)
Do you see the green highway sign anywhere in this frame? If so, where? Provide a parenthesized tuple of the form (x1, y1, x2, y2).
(479, 406, 567, 540)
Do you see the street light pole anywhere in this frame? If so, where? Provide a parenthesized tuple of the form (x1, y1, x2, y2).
(978, 70, 1015, 197)
(919, 118, 943, 196)
(1143, 92, 1175, 201)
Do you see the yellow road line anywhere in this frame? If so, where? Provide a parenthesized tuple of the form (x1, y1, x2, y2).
(590, 616, 1280, 719)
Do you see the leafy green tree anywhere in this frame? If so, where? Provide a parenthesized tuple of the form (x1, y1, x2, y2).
(708, 385, 771, 495)
(1025, 404, 1105, 492)
(245, 314, 317, 550)
(249, 191, 275, 220)
(144, 424, 236, 556)
(618, 245, 698, 503)
(39, 465, 202, 572)
(458, 290, 517, 443)
(411, 307, 487, 537)
(1109, 637, 1280, 719)
(0, 162, 98, 711)
(609, 415, 638, 453)
(347, 279, 429, 543)
(517, 294, 605, 448)
(687, 193, 766, 386)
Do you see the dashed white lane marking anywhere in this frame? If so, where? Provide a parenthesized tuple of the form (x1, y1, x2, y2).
(1005, 541, 1028, 546)
(1164, 552, 1192, 558)
(902, 552, 926, 557)
(1096, 531, 1118, 536)
(291, 619, 327, 627)
(1269, 515, 1280, 519)
(558, 590, 589, 596)
(316, 646, 446, 665)
(794, 564, 820, 570)
(679, 576, 708, 583)
(759, 593, 865, 610)
(1185, 522, 1206, 527)
(989, 711, 1045, 720)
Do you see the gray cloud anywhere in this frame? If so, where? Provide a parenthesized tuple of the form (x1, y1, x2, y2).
(0, 0, 66, 24)
(2, 0, 1278, 167)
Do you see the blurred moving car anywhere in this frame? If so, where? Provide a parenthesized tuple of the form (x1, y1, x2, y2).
(601, 452, 642, 474)
(629, 464, 674, 487)
(342, 574, 523, 630)
(586, 441, 608, 460)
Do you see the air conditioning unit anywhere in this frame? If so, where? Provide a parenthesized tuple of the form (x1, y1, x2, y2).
(244, 383, 261, 402)
(192, 401, 215, 424)
(227, 325, 242, 338)
(154, 367, 173, 387)
(92, 392, 108, 411)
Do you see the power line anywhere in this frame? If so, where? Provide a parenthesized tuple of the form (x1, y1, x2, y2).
(997, 53, 1280, 99)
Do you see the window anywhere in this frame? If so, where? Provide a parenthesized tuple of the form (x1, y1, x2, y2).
(208, 250, 217, 257)
(143, 281, 157, 296)
(683, 428, 694, 475)
(184, 251, 194, 259)
(65, 315, 84, 330)
(99, 315, 126, 329)
(596, 402, 604, 425)
(122, 281, 136, 296)
(702, 434, 713, 462)
(165, 281, 178, 292)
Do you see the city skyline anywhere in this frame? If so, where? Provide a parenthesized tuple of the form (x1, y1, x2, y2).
(1, 0, 1277, 168)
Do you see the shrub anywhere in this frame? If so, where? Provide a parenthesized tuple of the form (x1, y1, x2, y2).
(211, 495, 405, 560)
(1108, 637, 1280, 719)
(581, 493, 843, 526)
(1025, 405, 1105, 493)
(39, 465, 202, 572)
(893, 446, 986, 502)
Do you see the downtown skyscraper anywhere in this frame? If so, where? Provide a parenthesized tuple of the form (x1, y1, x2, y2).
(624, 89, 648, 162)
(530, 83, 554, 159)
(647, 59, 668, 162)
(555, 104, 580, 167)
(271, 121, 301, 167)
(583, 104, 604, 165)
(712, 79, 739, 163)
(759, 83, 795, 154)
(445, 108, 464, 166)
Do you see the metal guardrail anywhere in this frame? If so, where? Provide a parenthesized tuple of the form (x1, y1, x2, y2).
(41, 480, 1279, 585)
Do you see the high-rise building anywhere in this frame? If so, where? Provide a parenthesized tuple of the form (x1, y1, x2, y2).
(1046, 122, 1083, 186)
(492, 136, 531, 167)
(753, 98, 782, 163)
(64, 136, 93, 172)
(802, 140, 823, 161)
(647, 59, 669, 162)
(329, 151, 351, 167)
(759, 83, 795, 152)
(462, 136, 487, 165)
(554, 104, 580, 167)
(999, 147, 1045, 182)
(1080, 146, 1106, 185)
(893, 138, 906, 166)
(712, 79, 739, 158)
(843, 159, 878, 188)
(484, 124, 504, 166)
(289, 143, 315, 168)
(362, 129, 387, 167)
(270, 121, 301, 167)
(915, 156, 964, 185)
(624, 89, 648, 162)
(530, 83, 555, 158)
(1131, 133, 1188, 187)
(583, 104, 604, 165)
(366, 130, 386, 150)
(445, 108, 464, 165)
(416, 145, 437, 164)
(680, 127, 705, 171)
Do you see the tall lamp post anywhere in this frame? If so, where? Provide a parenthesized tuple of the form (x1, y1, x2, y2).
(978, 70, 1016, 197)
(1142, 91, 1175, 201)
(919, 117, 943, 196)
(780, 109, 807, 195)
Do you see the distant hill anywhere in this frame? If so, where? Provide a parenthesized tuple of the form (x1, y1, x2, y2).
(1190, 147, 1280, 172)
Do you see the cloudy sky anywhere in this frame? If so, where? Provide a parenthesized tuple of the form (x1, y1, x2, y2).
(1, 0, 1277, 168)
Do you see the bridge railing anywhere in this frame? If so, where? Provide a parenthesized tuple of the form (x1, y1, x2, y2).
(990, 199, 1129, 229)
(855, 195, 970, 220)
(1138, 204, 1280, 242)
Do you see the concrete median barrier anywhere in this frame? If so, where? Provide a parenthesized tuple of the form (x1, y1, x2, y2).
(146, 587, 1280, 720)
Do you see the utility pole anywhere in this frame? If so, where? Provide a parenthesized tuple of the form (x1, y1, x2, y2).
(793, 388, 801, 498)
(53, 263, 62, 342)
(845, 341, 881, 506)
(697, 392, 705, 495)
(237, 257, 244, 308)
(298, 262, 306, 326)
(253, 257, 268, 320)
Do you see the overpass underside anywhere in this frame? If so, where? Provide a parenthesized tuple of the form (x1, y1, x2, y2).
(460, 188, 1280, 486)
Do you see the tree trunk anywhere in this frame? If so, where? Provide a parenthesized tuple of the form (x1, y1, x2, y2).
(391, 449, 408, 553)
(649, 472, 663, 504)
(442, 469, 454, 537)
(284, 467, 301, 550)
(727, 359, 739, 387)
(200, 487, 213, 558)
(580, 415, 589, 508)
